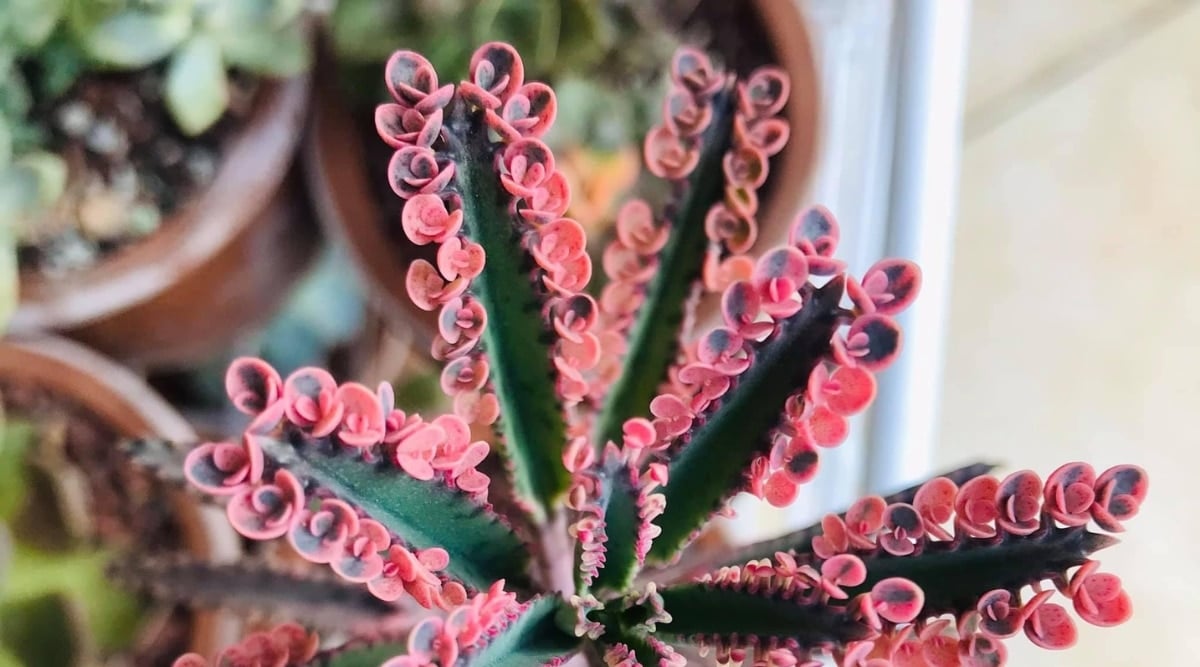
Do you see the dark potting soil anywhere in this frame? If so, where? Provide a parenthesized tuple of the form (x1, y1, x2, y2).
(16, 66, 260, 277)
(0, 382, 193, 665)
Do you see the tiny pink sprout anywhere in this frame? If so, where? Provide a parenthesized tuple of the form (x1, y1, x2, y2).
(704, 204, 758, 254)
(284, 367, 344, 437)
(644, 125, 700, 180)
(703, 251, 755, 294)
(389, 145, 456, 199)
(616, 199, 669, 255)
(401, 194, 463, 246)
(437, 236, 485, 281)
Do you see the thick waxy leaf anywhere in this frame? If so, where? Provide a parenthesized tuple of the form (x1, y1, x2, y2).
(587, 461, 641, 594)
(316, 596, 578, 667)
(444, 105, 570, 518)
(843, 524, 1119, 617)
(709, 462, 997, 569)
(655, 584, 870, 649)
(461, 596, 580, 666)
(259, 435, 530, 591)
(109, 556, 397, 631)
(78, 7, 192, 68)
(593, 90, 736, 447)
(647, 278, 846, 563)
(165, 34, 230, 136)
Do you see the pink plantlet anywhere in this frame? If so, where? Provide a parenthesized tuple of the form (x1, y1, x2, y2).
(461, 42, 525, 109)
(406, 259, 468, 311)
(225, 468, 305, 540)
(283, 366, 344, 437)
(183, 436, 263, 494)
(389, 145, 456, 199)
(385, 50, 454, 113)
(487, 81, 556, 141)
(224, 356, 282, 415)
(401, 193, 463, 245)
(377, 104, 444, 149)
(336, 382, 387, 448)
(705, 204, 758, 255)
(289, 498, 361, 565)
(174, 623, 318, 667)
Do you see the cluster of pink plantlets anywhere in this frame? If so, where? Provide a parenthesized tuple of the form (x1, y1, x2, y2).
(162, 41, 1150, 667)
(185, 357, 488, 608)
(380, 582, 523, 667)
(683, 462, 1147, 666)
(380, 43, 602, 420)
(174, 623, 318, 667)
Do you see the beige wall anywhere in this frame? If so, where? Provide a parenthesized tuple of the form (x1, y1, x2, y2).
(942, 1, 1200, 664)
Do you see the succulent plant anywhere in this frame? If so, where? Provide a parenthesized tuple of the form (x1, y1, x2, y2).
(0, 415, 143, 666)
(56, 0, 311, 135)
(161, 43, 1149, 666)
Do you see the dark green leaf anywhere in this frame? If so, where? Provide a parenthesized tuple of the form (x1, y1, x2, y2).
(845, 525, 1118, 618)
(593, 91, 736, 448)
(165, 34, 229, 136)
(78, 7, 191, 68)
(648, 278, 846, 564)
(656, 583, 869, 650)
(445, 106, 571, 519)
(260, 435, 532, 591)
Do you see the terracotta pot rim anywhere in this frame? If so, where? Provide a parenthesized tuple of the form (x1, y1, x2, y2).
(0, 334, 242, 654)
(752, 0, 822, 249)
(12, 72, 312, 333)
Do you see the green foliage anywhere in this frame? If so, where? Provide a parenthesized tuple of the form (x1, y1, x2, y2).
(257, 434, 533, 590)
(448, 106, 572, 518)
(0, 418, 142, 665)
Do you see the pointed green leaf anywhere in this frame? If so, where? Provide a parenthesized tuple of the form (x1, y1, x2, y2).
(593, 90, 736, 448)
(588, 461, 641, 594)
(258, 435, 532, 591)
(445, 105, 571, 519)
(165, 34, 229, 136)
(712, 463, 998, 568)
(109, 555, 397, 631)
(655, 583, 869, 650)
(463, 596, 580, 667)
(844, 525, 1118, 617)
(648, 278, 846, 564)
(315, 596, 579, 667)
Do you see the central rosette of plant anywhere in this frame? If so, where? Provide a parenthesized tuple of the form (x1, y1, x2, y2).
(170, 43, 1149, 667)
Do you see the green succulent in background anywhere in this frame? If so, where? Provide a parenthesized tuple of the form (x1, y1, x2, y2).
(0, 1, 72, 330)
(330, 0, 676, 149)
(0, 415, 142, 667)
(63, 0, 313, 135)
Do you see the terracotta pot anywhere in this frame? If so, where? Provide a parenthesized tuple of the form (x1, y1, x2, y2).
(304, 58, 439, 346)
(11, 75, 320, 368)
(0, 334, 242, 657)
(751, 0, 821, 248)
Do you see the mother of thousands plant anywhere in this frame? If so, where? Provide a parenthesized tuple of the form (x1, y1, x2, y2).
(166, 43, 1149, 666)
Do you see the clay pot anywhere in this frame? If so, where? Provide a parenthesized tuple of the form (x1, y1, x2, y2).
(11, 75, 320, 368)
(0, 334, 242, 657)
(304, 57, 439, 346)
(750, 0, 821, 248)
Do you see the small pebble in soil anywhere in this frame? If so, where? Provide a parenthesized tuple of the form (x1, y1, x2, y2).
(85, 117, 129, 158)
(56, 101, 93, 138)
(41, 230, 99, 275)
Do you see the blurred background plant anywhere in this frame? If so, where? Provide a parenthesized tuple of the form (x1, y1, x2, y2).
(0, 406, 145, 666)
(327, 0, 679, 232)
(0, 0, 312, 279)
